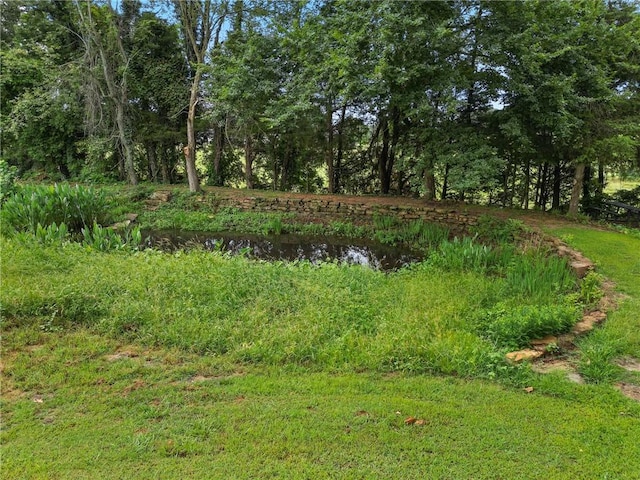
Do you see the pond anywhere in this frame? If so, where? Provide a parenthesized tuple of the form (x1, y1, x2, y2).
(143, 230, 423, 271)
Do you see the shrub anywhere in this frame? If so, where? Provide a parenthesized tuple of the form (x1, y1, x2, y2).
(0, 159, 18, 204)
(81, 222, 143, 251)
(1, 184, 108, 235)
(471, 215, 526, 245)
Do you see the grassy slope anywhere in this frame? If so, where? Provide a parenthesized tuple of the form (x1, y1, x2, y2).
(2, 224, 640, 478)
(546, 226, 640, 383)
(2, 328, 639, 480)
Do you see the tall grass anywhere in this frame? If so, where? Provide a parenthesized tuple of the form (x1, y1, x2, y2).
(503, 253, 576, 301)
(1, 237, 580, 378)
(373, 216, 450, 248)
(427, 237, 515, 274)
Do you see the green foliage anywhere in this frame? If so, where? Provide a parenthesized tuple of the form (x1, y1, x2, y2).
(262, 216, 283, 235)
(0, 159, 18, 203)
(578, 271, 604, 308)
(611, 185, 640, 208)
(373, 217, 450, 249)
(471, 215, 527, 245)
(81, 222, 143, 252)
(427, 237, 515, 274)
(503, 253, 576, 302)
(32, 222, 69, 245)
(548, 226, 640, 384)
(373, 214, 398, 231)
(328, 221, 368, 238)
(0, 183, 108, 235)
(477, 303, 579, 349)
(3, 326, 640, 479)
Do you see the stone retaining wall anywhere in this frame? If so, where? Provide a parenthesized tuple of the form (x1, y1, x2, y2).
(207, 195, 481, 236)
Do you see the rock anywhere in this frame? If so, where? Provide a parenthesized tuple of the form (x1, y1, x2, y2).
(506, 349, 544, 363)
(557, 334, 576, 349)
(110, 220, 131, 230)
(572, 311, 606, 335)
(570, 260, 593, 278)
(556, 245, 573, 257)
(150, 191, 172, 202)
(125, 213, 138, 222)
(531, 335, 558, 352)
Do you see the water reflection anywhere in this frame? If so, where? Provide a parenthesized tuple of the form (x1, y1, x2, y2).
(143, 230, 422, 271)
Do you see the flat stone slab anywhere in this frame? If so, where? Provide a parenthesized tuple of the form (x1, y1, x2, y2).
(506, 349, 544, 363)
(570, 260, 593, 278)
(531, 335, 558, 352)
(572, 311, 607, 335)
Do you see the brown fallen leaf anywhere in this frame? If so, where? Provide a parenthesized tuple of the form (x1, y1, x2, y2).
(33, 395, 44, 404)
(524, 386, 535, 393)
(415, 419, 427, 426)
(355, 410, 369, 417)
(404, 417, 417, 425)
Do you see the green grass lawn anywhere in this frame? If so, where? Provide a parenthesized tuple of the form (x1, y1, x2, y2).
(545, 226, 640, 384)
(2, 224, 640, 478)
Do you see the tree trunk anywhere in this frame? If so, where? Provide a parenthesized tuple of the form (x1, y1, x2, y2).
(160, 143, 172, 183)
(185, 69, 201, 192)
(552, 162, 562, 210)
(388, 107, 401, 194)
(539, 162, 549, 211)
(210, 124, 225, 186)
(146, 142, 158, 182)
(597, 162, 605, 196)
(244, 135, 254, 189)
(582, 164, 593, 211)
(568, 163, 585, 216)
(522, 157, 530, 210)
(379, 116, 391, 194)
(325, 101, 335, 193)
(335, 104, 347, 194)
(442, 163, 450, 199)
(115, 102, 137, 186)
(424, 161, 436, 201)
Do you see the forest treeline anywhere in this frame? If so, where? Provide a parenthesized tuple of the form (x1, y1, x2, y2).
(1, 0, 639, 214)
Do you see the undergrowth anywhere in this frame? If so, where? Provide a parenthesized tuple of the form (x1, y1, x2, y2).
(1, 235, 582, 379)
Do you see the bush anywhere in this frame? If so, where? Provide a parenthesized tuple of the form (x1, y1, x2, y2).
(471, 215, 526, 245)
(1, 183, 108, 235)
(0, 159, 18, 204)
(81, 222, 143, 251)
(613, 185, 640, 208)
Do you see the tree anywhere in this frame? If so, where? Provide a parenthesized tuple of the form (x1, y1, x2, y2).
(1, 0, 84, 177)
(129, 11, 188, 183)
(174, 0, 229, 192)
(76, 0, 140, 185)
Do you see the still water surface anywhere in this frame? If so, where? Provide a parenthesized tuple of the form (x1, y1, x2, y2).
(144, 230, 422, 271)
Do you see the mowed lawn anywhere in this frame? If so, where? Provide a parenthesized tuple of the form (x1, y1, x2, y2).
(2, 226, 640, 479)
